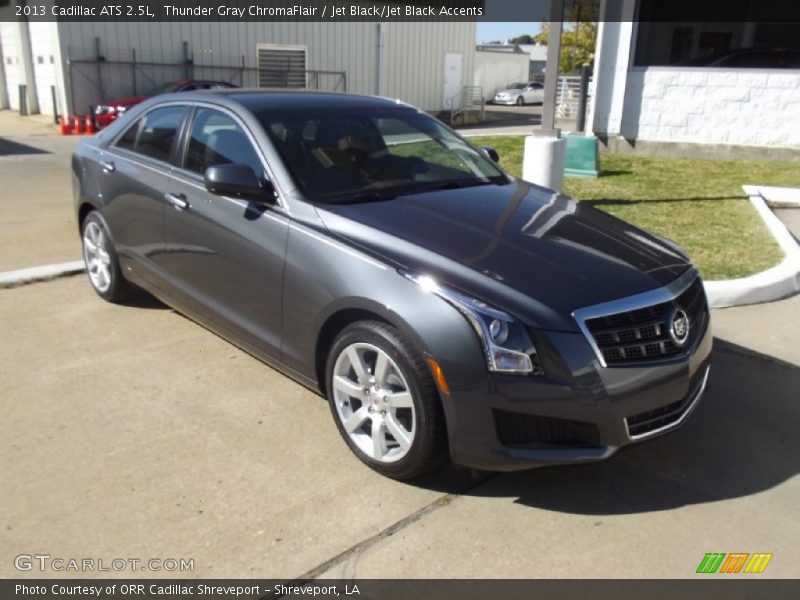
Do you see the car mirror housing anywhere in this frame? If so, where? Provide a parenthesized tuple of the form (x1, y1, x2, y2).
(204, 164, 272, 201)
(481, 146, 500, 163)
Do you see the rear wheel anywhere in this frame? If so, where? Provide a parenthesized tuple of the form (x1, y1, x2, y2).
(81, 211, 133, 302)
(326, 321, 447, 480)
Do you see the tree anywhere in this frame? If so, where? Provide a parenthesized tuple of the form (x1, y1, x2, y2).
(508, 34, 536, 45)
(534, 22, 597, 74)
(534, 0, 600, 74)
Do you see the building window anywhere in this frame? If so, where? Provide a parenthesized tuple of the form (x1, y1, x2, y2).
(256, 44, 307, 88)
(635, 21, 800, 68)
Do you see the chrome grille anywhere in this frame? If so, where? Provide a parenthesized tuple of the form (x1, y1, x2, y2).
(579, 273, 708, 366)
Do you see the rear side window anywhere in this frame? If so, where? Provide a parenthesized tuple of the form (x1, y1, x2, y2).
(114, 106, 186, 163)
(184, 108, 263, 177)
(115, 120, 139, 151)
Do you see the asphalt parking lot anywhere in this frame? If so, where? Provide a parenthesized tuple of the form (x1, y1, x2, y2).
(1, 115, 798, 579)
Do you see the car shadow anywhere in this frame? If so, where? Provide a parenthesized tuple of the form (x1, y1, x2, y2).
(418, 339, 800, 513)
(0, 137, 50, 156)
(117, 288, 169, 310)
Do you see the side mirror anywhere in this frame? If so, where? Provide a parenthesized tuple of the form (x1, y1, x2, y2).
(481, 146, 500, 163)
(204, 164, 272, 200)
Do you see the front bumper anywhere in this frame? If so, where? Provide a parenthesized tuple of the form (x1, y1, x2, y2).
(493, 97, 518, 105)
(442, 291, 713, 472)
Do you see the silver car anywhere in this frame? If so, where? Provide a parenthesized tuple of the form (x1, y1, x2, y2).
(493, 82, 544, 106)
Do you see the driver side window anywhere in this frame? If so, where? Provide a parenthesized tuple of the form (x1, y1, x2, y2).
(184, 108, 264, 178)
(113, 105, 186, 163)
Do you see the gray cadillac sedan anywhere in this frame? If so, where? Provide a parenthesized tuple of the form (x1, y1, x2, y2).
(72, 91, 711, 480)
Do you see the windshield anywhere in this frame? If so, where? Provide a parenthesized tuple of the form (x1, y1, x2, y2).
(254, 106, 507, 203)
(510, 83, 526, 89)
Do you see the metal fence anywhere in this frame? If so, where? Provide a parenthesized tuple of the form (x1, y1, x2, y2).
(555, 75, 593, 119)
(446, 85, 485, 119)
(65, 44, 346, 114)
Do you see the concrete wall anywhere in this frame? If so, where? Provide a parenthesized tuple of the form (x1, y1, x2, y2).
(473, 50, 529, 99)
(55, 21, 476, 114)
(620, 67, 800, 147)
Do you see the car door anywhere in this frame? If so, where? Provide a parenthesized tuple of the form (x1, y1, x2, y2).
(98, 104, 189, 290)
(523, 83, 542, 104)
(531, 83, 544, 103)
(161, 105, 289, 359)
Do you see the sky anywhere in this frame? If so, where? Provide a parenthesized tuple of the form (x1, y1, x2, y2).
(475, 22, 542, 44)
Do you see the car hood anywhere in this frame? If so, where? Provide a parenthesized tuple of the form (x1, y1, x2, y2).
(315, 180, 691, 331)
(496, 89, 522, 95)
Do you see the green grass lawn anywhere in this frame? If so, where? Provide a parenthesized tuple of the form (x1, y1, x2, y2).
(468, 135, 800, 280)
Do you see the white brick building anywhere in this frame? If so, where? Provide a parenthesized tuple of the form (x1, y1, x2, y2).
(589, 2, 800, 151)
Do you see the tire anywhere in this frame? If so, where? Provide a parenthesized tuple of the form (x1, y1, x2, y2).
(81, 211, 133, 303)
(326, 321, 447, 480)
(516, 96, 525, 106)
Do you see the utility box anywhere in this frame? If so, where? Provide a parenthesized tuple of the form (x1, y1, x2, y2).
(565, 134, 599, 178)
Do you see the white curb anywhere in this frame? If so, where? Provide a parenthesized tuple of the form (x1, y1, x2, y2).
(704, 186, 800, 308)
(746, 185, 800, 208)
(0, 260, 85, 287)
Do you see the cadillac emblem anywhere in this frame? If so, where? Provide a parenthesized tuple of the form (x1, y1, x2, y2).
(669, 307, 690, 347)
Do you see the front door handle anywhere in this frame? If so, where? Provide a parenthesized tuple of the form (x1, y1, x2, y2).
(100, 160, 115, 173)
(165, 193, 189, 210)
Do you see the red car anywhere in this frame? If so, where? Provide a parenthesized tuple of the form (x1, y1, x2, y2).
(93, 79, 238, 128)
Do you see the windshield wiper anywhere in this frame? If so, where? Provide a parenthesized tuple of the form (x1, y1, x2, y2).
(317, 177, 505, 204)
(414, 178, 499, 193)
(322, 190, 399, 204)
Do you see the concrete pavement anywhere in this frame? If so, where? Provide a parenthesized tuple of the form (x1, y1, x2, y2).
(0, 121, 82, 271)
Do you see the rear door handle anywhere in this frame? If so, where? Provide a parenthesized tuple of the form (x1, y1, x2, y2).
(100, 160, 115, 173)
(164, 193, 189, 210)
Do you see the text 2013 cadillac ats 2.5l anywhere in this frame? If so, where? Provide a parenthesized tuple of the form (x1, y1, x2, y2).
(72, 91, 712, 480)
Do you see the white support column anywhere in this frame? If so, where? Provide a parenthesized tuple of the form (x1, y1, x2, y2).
(0, 30, 8, 109)
(17, 20, 40, 114)
(588, 0, 637, 138)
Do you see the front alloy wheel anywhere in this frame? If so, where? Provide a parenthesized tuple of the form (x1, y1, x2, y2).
(516, 95, 525, 106)
(326, 321, 446, 480)
(332, 342, 416, 463)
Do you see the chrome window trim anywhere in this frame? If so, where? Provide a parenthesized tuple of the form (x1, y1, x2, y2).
(625, 365, 710, 441)
(571, 267, 699, 368)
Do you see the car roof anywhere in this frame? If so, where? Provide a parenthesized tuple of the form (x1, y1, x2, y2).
(202, 89, 414, 111)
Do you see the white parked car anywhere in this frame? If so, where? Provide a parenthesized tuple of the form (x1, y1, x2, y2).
(493, 82, 544, 106)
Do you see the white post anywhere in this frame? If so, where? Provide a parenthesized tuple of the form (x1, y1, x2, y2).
(522, 0, 565, 191)
(523, 135, 566, 191)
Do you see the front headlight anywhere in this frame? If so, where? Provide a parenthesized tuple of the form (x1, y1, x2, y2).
(401, 270, 543, 375)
